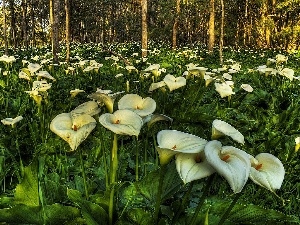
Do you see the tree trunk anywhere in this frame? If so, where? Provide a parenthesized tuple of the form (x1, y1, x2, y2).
(9, 0, 16, 48)
(208, 0, 215, 54)
(21, 0, 28, 48)
(50, 0, 60, 63)
(31, 0, 36, 46)
(141, 0, 148, 57)
(219, 0, 224, 65)
(65, 0, 71, 63)
(3, 0, 8, 55)
(172, 0, 181, 49)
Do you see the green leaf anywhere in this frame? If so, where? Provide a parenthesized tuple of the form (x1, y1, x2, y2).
(15, 161, 39, 206)
(190, 197, 300, 225)
(0, 203, 81, 224)
(122, 162, 182, 209)
(126, 208, 154, 225)
(67, 189, 108, 225)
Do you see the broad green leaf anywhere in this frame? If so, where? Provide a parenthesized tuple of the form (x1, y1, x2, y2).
(126, 208, 154, 225)
(15, 161, 39, 206)
(0, 203, 81, 224)
(67, 188, 108, 225)
(122, 162, 182, 209)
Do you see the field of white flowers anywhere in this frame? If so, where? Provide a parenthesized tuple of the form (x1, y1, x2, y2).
(0, 43, 299, 224)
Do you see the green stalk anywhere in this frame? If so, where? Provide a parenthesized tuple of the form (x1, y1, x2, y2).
(153, 164, 167, 224)
(217, 191, 243, 225)
(189, 174, 215, 225)
(109, 133, 118, 225)
(171, 182, 195, 224)
(135, 137, 139, 181)
(79, 147, 89, 199)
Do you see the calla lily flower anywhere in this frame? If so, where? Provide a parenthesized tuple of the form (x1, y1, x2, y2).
(295, 137, 300, 152)
(32, 80, 52, 92)
(19, 71, 31, 81)
(211, 119, 245, 144)
(156, 130, 208, 165)
(215, 82, 235, 98)
(36, 71, 56, 81)
(176, 152, 215, 184)
(28, 63, 42, 74)
(99, 109, 143, 137)
(163, 74, 186, 91)
(118, 94, 156, 117)
(280, 68, 294, 81)
(50, 113, 97, 151)
(1, 116, 23, 127)
(276, 54, 288, 64)
(149, 81, 167, 92)
(70, 89, 85, 98)
(143, 113, 173, 128)
(70, 101, 101, 117)
(241, 84, 253, 92)
(144, 64, 160, 77)
(249, 153, 285, 193)
(204, 140, 250, 193)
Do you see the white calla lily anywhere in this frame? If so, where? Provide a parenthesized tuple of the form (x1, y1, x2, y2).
(163, 74, 186, 91)
(176, 152, 215, 184)
(156, 130, 208, 165)
(215, 82, 235, 98)
(99, 109, 143, 137)
(118, 94, 156, 117)
(50, 113, 97, 151)
(249, 153, 285, 193)
(71, 101, 101, 118)
(212, 119, 245, 144)
(204, 140, 250, 193)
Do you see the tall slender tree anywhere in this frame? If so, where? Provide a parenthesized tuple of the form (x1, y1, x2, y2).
(219, 0, 224, 65)
(208, 0, 215, 53)
(172, 0, 181, 49)
(141, 0, 148, 57)
(49, 0, 59, 63)
(65, 0, 71, 63)
(3, 0, 8, 55)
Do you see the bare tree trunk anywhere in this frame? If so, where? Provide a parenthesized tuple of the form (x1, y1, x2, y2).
(50, 0, 60, 63)
(172, 0, 181, 49)
(208, 0, 215, 54)
(31, 0, 36, 46)
(219, 0, 224, 65)
(141, 0, 148, 57)
(65, 0, 71, 63)
(21, 0, 28, 48)
(9, 0, 16, 48)
(3, 0, 8, 55)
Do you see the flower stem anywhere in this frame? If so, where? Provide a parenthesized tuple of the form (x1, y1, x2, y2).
(135, 137, 139, 181)
(153, 164, 167, 224)
(171, 182, 194, 224)
(190, 174, 215, 225)
(218, 191, 243, 225)
(110, 134, 118, 184)
(79, 147, 89, 199)
(109, 133, 118, 225)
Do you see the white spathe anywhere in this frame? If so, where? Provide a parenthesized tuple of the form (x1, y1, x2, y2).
(99, 109, 143, 137)
(50, 113, 97, 151)
(163, 74, 186, 91)
(118, 94, 156, 117)
(249, 153, 285, 192)
(176, 152, 215, 184)
(204, 140, 250, 193)
(212, 119, 245, 144)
